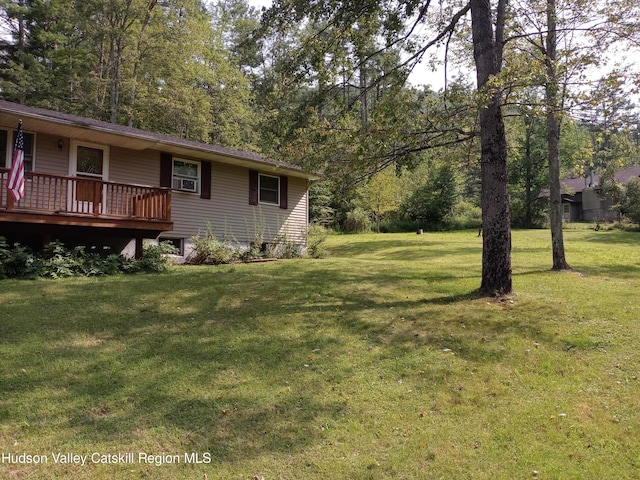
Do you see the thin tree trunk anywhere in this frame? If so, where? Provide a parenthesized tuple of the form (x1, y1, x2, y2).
(109, 37, 122, 124)
(359, 59, 368, 130)
(546, 0, 570, 270)
(17, 0, 26, 104)
(128, 0, 158, 127)
(524, 116, 533, 227)
(471, 0, 512, 295)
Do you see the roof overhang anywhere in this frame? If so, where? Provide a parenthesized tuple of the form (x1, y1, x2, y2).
(0, 100, 320, 180)
(0, 108, 160, 150)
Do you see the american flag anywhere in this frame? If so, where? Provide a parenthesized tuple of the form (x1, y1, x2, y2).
(8, 120, 25, 202)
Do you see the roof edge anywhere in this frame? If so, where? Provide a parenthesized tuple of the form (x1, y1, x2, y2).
(0, 100, 319, 180)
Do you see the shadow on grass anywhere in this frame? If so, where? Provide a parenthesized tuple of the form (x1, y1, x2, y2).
(0, 259, 568, 463)
(581, 231, 640, 245)
(575, 263, 640, 279)
(328, 238, 482, 261)
(417, 291, 482, 305)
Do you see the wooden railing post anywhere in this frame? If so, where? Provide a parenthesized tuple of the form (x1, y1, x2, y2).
(93, 182, 101, 216)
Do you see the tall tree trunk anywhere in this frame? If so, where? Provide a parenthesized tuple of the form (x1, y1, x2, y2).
(545, 0, 570, 270)
(470, 0, 512, 295)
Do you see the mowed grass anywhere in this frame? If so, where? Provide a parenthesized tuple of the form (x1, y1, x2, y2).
(1, 227, 640, 479)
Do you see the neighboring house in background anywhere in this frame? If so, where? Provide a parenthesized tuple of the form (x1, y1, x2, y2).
(0, 100, 317, 258)
(558, 166, 640, 222)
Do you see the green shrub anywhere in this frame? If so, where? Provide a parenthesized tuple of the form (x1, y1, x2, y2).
(39, 241, 79, 278)
(379, 212, 420, 233)
(450, 200, 483, 230)
(623, 177, 640, 226)
(265, 230, 304, 259)
(0, 237, 9, 279)
(188, 233, 237, 265)
(238, 243, 262, 262)
(0, 239, 176, 279)
(1, 242, 40, 279)
(139, 241, 178, 272)
(307, 224, 329, 259)
(343, 207, 371, 233)
(268, 240, 302, 259)
(399, 163, 458, 230)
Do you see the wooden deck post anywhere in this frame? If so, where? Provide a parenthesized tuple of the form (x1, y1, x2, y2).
(135, 237, 144, 259)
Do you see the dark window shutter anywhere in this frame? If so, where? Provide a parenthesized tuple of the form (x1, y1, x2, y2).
(160, 153, 172, 188)
(279, 175, 288, 209)
(200, 161, 211, 199)
(249, 170, 258, 205)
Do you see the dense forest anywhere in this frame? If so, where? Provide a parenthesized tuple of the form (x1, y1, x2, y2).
(1, 0, 639, 292)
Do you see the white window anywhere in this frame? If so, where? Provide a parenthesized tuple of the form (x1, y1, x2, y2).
(172, 158, 200, 193)
(259, 174, 279, 205)
(69, 141, 109, 180)
(76, 146, 105, 179)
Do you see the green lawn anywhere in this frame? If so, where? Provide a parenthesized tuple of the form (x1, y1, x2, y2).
(1, 227, 639, 479)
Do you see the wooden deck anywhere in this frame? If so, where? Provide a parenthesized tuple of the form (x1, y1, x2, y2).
(0, 168, 172, 232)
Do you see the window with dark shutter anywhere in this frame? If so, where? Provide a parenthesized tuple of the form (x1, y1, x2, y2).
(250, 171, 288, 207)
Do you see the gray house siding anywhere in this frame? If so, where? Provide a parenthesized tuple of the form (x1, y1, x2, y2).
(581, 189, 602, 221)
(167, 162, 308, 246)
(108, 148, 309, 248)
(20, 132, 69, 176)
(109, 147, 159, 186)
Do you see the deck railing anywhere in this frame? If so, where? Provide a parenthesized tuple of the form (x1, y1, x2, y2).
(0, 168, 171, 223)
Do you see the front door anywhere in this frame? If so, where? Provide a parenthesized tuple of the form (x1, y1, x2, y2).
(69, 142, 109, 214)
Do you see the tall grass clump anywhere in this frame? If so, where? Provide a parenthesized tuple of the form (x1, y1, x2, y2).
(307, 223, 330, 258)
(188, 224, 305, 264)
(188, 230, 237, 264)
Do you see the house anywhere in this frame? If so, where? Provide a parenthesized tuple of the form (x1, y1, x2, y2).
(559, 166, 640, 222)
(0, 100, 317, 258)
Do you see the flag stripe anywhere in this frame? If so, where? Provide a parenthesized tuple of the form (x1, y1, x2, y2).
(8, 121, 25, 202)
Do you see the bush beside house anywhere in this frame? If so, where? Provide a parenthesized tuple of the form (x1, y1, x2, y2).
(0, 238, 177, 279)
